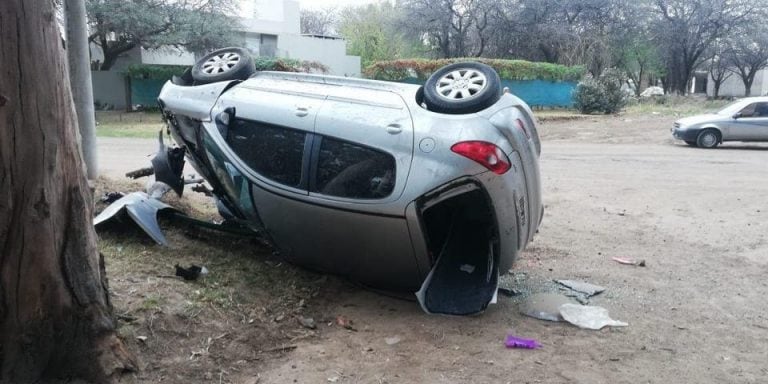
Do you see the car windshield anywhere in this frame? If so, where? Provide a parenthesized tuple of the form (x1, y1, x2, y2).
(717, 100, 750, 116)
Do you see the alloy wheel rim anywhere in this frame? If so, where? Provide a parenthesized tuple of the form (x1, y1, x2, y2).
(202, 52, 240, 74)
(435, 69, 488, 101)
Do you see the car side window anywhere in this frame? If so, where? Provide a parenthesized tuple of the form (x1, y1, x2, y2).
(739, 103, 768, 118)
(226, 119, 306, 188)
(314, 137, 395, 199)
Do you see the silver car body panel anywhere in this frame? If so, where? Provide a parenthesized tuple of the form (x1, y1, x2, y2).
(158, 70, 543, 293)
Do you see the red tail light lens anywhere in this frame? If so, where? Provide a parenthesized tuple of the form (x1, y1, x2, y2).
(451, 141, 511, 174)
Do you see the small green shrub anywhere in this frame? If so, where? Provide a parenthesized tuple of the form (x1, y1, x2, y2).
(599, 68, 627, 114)
(573, 68, 627, 114)
(573, 75, 604, 114)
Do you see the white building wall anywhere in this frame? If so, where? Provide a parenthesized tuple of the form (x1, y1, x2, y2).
(278, 35, 361, 77)
(708, 69, 768, 97)
(238, 0, 299, 34)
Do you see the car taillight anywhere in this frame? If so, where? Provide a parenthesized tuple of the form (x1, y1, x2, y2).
(451, 141, 511, 174)
(516, 119, 530, 139)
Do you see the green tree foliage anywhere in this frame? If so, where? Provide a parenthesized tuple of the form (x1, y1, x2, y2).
(614, 39, 664, 97)
(87, 0, 240, 70)
(573, 68, 627, 114)
(337, 2, 423, 68)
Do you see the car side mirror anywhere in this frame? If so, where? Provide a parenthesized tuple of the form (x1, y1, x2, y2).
(732, 112, 742, 119)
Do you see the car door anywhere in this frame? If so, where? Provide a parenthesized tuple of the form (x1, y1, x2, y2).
(729, 102, 768, 140)
(311, 88, 414, 204)
(213, 79, 324, 193)
(199, 80, 325, 233)
(261, 88, 420, 289)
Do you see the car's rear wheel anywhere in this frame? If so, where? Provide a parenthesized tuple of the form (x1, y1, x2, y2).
(685, 140, 697, 147)
(423, 62, 502, 114)
(696, 129, 720, 148)
(191, 47, 255, 84)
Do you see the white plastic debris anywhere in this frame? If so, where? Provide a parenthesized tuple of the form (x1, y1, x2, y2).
(519, 293, 574, 322)
(559, 303, 628, 330)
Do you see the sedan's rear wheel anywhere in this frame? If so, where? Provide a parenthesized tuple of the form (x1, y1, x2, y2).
(696, 129, 720, 148)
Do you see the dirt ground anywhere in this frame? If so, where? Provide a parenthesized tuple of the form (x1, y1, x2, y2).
(97, 111, 768, 384)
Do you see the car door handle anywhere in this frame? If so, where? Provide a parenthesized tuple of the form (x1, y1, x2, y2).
(295, 107, 309, 117)
(386, 123, 402, 134)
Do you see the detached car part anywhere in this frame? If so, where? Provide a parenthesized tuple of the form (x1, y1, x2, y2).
(94, 192, 178, 245)
(150, 131, 186, 196)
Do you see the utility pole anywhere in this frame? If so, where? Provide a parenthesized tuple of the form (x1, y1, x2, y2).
(65, 0, 98, 179)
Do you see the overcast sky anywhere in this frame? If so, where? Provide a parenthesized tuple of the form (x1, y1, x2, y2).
(298, 0, 383, 10)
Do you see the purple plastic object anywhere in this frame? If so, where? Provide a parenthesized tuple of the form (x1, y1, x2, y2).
(504, 334, 542, 349)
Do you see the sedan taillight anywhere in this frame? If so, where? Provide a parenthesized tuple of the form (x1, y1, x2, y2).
(451, 141, 511, 175)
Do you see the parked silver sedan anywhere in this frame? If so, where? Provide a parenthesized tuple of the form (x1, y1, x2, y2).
(672, 96, 768, 148)
(156, 47, 543, 315)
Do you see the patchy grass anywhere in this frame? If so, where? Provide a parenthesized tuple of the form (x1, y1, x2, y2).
(534, 97, 733, 122)
(624, 96, 731, 117)
(535, 109, 591, 122)
(96, 111, 164, 138)
(93, 177, 342, 383)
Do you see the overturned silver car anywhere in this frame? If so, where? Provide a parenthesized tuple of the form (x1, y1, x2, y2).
(154, 47, 543, 315)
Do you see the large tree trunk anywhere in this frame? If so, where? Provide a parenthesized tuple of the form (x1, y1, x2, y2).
(0, 0, 136, 382)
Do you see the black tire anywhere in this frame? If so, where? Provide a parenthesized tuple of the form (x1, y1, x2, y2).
(685, 140, 697, 147)
(423, 62, 502, 114)
(191, 47, 255, 84)
(696, 129, 720, 148)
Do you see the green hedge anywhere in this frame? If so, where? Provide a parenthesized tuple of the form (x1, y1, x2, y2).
(252, 57, 329, 73)
(122, 58, 329, 81)
(365, 58, 585, 82)
(123, 64, 189, 80)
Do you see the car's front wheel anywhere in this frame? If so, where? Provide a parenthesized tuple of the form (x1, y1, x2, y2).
(696, 129, 720, 148)
(191, 47, 255, 84)
(423, 62, 502, 114)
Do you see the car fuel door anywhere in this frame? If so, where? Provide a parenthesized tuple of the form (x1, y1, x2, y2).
(311, 88, 414, 204)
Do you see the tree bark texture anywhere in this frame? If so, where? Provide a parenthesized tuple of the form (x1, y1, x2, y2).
(0, 0, 136, 382)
